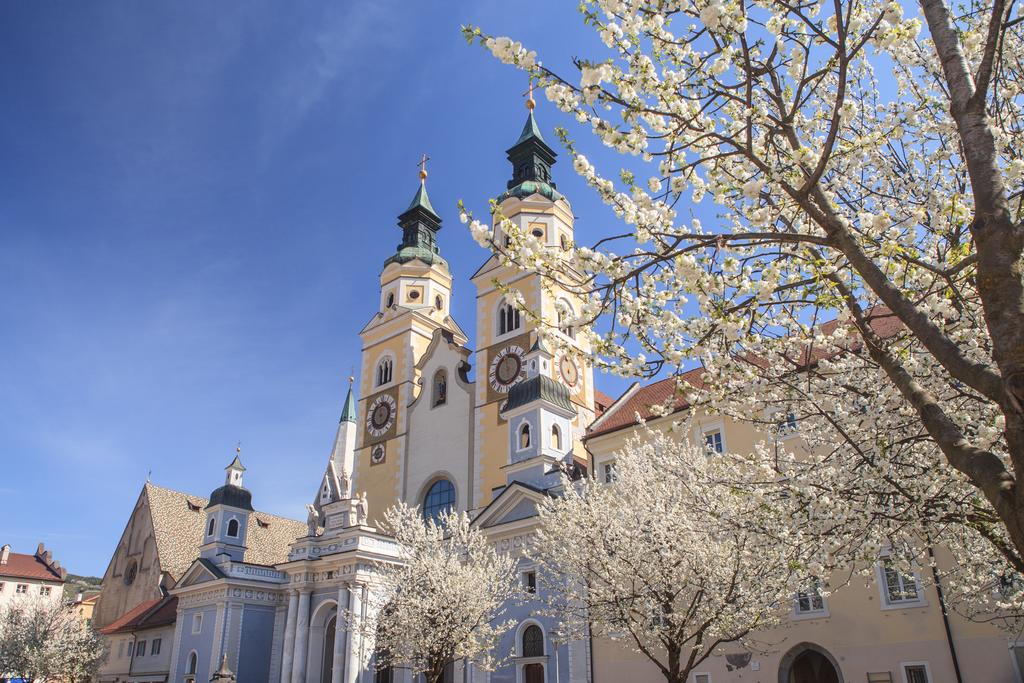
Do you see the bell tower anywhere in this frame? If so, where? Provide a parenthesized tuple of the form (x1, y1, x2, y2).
(353, 161, 468, 521)
(471, 95, 596, 508)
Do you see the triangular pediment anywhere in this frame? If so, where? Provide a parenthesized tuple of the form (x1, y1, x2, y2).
(176, 558, 225, 587)
(472, 481, 551, 530)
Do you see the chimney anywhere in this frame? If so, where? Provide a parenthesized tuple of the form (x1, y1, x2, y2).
(36, 542, 45, 556)
(0, 545, 9, 565)
(76, 592, 83, 603)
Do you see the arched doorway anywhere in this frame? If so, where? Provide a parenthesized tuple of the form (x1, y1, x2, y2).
(320, 616, 336, 683)
(778, 643, 843, 683)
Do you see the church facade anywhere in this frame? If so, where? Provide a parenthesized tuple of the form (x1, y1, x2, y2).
(93, 100, 1024, 683)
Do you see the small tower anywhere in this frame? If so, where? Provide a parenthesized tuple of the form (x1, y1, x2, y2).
(200, 449, 254, 563)
(315, 377, 358, 509)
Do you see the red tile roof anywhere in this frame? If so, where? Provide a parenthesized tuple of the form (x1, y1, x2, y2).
(98, 596, 178, 634)
(593, 389, 614, 415)
(587, 367, 707, 439)
(0, 551, 64, 582)
(586, 307, 904, 439)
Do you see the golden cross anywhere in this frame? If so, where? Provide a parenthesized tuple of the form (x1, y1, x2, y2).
(417, 153, 430, 180)
(523, 81, 536, 110)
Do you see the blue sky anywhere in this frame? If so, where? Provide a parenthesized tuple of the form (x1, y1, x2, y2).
(0, 2, 639, 576)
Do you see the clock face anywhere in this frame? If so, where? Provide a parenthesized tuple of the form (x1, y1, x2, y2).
(558, 353, 580, 388)
(366, 394, 397, 437)
(489, 345, 526, 392)
(370, 445, 385, 465)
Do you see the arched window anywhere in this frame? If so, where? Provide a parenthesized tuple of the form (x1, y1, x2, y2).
(432, 369, 448, 407)
(522, 624, 544, 657)
(187, 651, 198, 675)
(226, 519, 239, 538)
(376, 358, 393, 386)
(551, 425, 562, 451)
(497, 297, 521, 336)
(207, 518, 215, 537)
(422, 479, 456, 525)
(435, 295, 444, 311)
(557, 299, 576, 339)
(519, 423, 531, 450)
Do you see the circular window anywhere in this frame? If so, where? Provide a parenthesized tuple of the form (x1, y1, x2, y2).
(409, 290, 420, 300)
(422, 479, 456, 524)
(531, 228, 544, 238)
(386, 293, 395, 308)
(124, 560, 138, 586)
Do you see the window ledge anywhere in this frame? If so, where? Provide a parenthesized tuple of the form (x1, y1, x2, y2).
(880, 599, 928, 611)
(791, 609, 830, 621)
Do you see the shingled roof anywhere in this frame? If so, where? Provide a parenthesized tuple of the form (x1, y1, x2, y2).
(144, 482, 305, 579)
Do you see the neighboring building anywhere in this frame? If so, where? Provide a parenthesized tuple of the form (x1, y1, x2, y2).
(94, 479, 304, 683)
(585, 370, 1021, 683)
(0, 542, 66, 610)
(73, 591, 101, 627)
(99, 596, 178, 683)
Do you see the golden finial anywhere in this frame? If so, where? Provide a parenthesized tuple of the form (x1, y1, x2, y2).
(418, 153, 430, 182)
(236, 441, 241, 455)
(524, 81, 536, 111)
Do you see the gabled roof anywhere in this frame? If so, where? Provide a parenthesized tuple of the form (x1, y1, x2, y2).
(98, 596, 178, 634)
(0, 548, 64, 582)
(472, 481, 553, 530)
(144, 482, 305, 580)
(586, 307, 905, 439)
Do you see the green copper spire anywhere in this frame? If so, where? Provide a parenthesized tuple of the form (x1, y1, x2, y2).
(384, 157, 446, 268)
(498, 100, 561, 204)
(339, 378, 357, 424)
(515, 110, 546, 146)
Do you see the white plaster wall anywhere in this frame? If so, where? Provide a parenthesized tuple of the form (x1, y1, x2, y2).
(0, 576, 63, 611)
(404, 340, 473, 512)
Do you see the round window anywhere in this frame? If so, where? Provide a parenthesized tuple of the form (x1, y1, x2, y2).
(409, 290, 420, 300)
(531, 228, 544, 238)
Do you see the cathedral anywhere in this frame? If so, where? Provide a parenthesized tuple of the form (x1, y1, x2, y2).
(92, 99, 1024, 683)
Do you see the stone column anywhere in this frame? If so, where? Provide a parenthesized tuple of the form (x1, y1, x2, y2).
(331, 585, 349, 683)
(290, 590, 313, 683)
(344, 583, 363, 683)
(280, 590, 299, 683)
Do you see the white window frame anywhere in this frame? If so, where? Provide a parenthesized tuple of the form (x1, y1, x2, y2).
(522, 568, 538, 595)
(152, 638, 162, 656)
(192, 613, 203, 634)
(15, 583, 28, 594)
(602, 461, 617, 484)
(39, 585, 51, 596)
(514, 620, 548, 683)
(877, 559, 926, 609)
(792, 578, 829, 619)
(694, 674, 712, 683)
(900, 661, 931, 683)
(516, 420, 532, 452)
(703, 428, 724, 454)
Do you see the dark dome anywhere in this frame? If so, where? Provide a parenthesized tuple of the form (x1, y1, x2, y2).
(206, 484, 254, 511)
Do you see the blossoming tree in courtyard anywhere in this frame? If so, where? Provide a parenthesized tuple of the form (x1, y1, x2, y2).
(356, 503, 521, 683)
(0, 596, 105, 683)
(462, 0, 1024, 614)
(532, 430, 809, 683)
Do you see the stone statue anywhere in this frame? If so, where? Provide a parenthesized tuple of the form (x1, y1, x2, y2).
(355, 492, 368, 525)
(339, 469, 351, 499)
(305, 504, 321, 537)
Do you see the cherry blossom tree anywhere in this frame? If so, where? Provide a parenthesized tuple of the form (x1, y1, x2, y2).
(355, 503, 520, 683)
(0, 596, 105, 683)
(532, 429, 810, 683)
(461, 0, 1024, 611)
